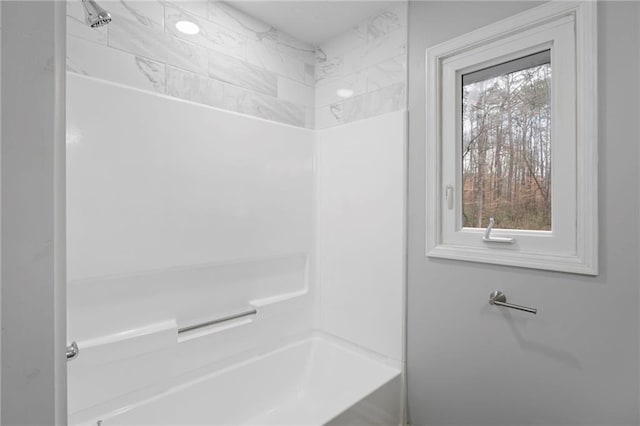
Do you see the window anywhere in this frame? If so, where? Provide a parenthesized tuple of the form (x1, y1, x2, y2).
(462, 50, 551, 231)
(426, 2, 598, 275)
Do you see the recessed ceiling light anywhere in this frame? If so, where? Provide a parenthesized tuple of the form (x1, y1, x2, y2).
(336, 88, 355, 99)
(176, 20, 200, 35)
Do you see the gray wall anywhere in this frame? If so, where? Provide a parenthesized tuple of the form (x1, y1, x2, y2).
(407, 2, 640, 425)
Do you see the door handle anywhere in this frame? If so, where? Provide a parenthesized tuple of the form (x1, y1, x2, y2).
(489, 291, 537, 314)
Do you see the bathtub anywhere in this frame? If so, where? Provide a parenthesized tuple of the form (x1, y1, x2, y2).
(93, 335, 402, 426)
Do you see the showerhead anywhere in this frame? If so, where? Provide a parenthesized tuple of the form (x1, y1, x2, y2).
(81, 0, 112, 28)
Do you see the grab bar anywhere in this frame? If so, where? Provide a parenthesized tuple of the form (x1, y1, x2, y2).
(178, 308, 257, 334)
(489, 291, 537, 314)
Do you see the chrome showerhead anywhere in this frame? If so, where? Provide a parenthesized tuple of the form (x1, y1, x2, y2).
(81, 0, 112, 28)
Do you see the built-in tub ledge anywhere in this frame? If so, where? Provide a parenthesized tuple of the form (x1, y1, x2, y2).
(249, 288, 308, 308)
(70, 320, 177, 366)
(88, 333, 402, 425)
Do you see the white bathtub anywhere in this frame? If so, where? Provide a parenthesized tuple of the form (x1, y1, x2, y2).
(94, 335, 402, 426)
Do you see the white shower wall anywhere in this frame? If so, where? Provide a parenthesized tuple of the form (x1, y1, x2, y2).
(316, 111, 406, 362)
(67, 74, 316, 417)
(67, 74, 406, 418)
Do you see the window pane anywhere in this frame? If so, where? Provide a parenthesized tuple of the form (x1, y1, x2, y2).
(461, 53, 551, 230)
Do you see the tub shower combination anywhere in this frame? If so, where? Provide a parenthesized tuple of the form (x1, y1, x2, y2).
(65, 1, 407, 424)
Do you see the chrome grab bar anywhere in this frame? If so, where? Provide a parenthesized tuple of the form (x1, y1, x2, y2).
(489, 291, 537, 314)
(178, 308, 257, 334)
(66, 341, 79, 361)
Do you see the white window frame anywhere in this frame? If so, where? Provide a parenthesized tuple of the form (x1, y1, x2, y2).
(425, 1, 598, 275)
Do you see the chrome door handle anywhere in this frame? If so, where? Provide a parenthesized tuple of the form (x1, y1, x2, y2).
(489, 291, 537, 314)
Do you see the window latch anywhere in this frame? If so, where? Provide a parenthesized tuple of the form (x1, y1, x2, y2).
(445, 185, 454, 210)
(482, 218, 515, 244)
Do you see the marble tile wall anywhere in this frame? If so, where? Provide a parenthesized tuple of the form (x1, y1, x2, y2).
(66, 0, 407, 129)
(314, 3, 407, 129)
(66, 0, 315, 127)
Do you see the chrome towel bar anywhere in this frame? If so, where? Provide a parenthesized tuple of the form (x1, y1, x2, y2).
(489, 291, 537, 314)
(178, 308, 257, 334)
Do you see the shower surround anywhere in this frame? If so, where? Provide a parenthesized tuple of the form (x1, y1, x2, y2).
(66, 1, 407, 424)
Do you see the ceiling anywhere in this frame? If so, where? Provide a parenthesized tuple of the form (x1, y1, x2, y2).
(229, 1, 401, 45)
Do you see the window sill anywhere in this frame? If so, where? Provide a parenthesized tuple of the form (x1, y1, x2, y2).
(427, 243, 597, 276)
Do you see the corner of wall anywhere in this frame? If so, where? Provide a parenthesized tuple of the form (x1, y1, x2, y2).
(313, 2, 408, 129)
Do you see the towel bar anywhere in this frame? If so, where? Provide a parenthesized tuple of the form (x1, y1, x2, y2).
(489, 291, 537, 314)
